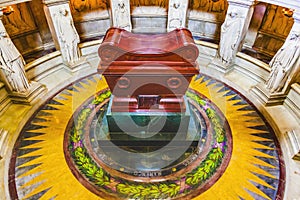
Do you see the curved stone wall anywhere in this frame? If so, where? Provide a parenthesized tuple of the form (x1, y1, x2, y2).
(0, 0, 296, 61)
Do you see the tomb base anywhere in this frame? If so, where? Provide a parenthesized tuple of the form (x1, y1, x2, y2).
(106, 96, 191, 143)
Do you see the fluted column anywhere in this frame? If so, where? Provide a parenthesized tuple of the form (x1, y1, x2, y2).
(0, 8, 46, 104)
(43, 0, 83, 68)
(167, 0, 189, 32)
(211, 0, 255, 73)
(251, 11, 300, 106)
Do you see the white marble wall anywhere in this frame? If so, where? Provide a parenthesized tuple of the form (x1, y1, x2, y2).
(188, 19, 221, 40)
(132, 16, 167, 33)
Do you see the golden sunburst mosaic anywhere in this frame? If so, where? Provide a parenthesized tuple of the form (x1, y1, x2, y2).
(9, 74, 284, 200)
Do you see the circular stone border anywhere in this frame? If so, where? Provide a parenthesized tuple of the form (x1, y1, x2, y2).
(63, 88, 233, 199)
(84, 93, 213, 181)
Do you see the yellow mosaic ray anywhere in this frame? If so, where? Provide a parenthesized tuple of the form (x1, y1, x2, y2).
(16, 75, 107, 200)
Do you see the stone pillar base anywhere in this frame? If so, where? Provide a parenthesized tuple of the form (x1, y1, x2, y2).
(250, 83, 287, 106)
(9, 81, 47, 105)
(208, 58, 234, 74)
(64, 57, 89, 73)
(0, 85, 11, 115)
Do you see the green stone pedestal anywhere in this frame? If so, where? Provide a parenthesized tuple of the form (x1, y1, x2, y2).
(106, 96, 191, 141)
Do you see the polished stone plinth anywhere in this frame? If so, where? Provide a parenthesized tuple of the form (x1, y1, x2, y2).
(106, 96, 191, 141)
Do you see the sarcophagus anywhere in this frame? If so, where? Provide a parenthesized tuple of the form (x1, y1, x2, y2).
(98, 27, 199, 113)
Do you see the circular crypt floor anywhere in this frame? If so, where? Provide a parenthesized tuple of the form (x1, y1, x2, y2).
(9, 74, 284, 200)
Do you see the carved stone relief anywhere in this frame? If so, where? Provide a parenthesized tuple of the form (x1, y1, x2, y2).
(167, 0, 188, 31)
(218, 9, 245, 65)
(0, 30, 30, 93)
(110, 0, 132, 31)
(266, 31, 300, 93)
(54, 7, 81, 63)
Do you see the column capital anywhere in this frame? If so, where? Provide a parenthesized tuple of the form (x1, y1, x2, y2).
(227, 0, 256, 8)
(42, 0, 69, 6)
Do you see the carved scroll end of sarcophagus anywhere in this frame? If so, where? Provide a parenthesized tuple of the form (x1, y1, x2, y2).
(174, 45, 199, 65)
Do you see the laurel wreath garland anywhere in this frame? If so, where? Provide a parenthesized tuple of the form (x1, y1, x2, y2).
(68, 89, 228, 199)
(185, 91, 226, 186)
(116, 183, 181, 199)
(69, 90, 111, 187)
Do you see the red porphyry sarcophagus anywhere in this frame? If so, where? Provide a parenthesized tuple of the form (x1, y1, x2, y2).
(98, 27, 199, 112)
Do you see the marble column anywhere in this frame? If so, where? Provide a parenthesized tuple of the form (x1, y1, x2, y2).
(110, 0, 132, 31)
(43, 0, 84, 69)
(251, 11, 300, 106)
(167, 0, 188, 32)
(0, 8, 46, 105)
(210, 0, 255, 73)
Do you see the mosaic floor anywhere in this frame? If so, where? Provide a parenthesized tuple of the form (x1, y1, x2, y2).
(9, 74, 284, 200)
